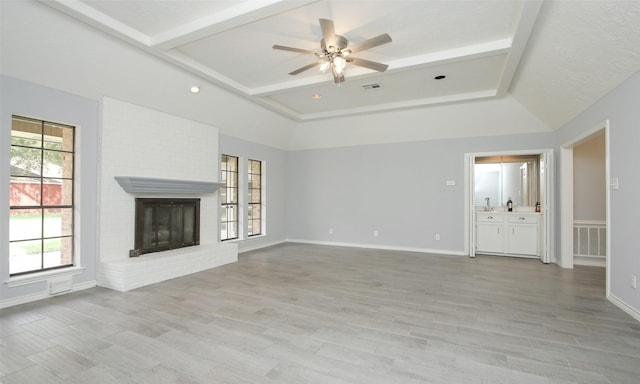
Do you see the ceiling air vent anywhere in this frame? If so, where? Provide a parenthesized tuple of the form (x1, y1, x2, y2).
(361, 83, 382, 91)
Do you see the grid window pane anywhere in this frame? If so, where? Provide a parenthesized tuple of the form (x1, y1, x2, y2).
(43, 208, 73, 238)
(11, 117, 42, 148)
(43, 236, 73, 269)
(251, 204, 261, 220)
(43, 178, 73, 206)
(10, 210, 43, 241)
(9, 239, 43, 275)
(251, 160, 261, 174)
(227, 221, 238, 239)
(10, 178, 42, 206)
(226, 186, 238, 204)
(221, 154, 239, 241)
(250, 189, 261, 203)
(11, 147, 42, 176)
(250, 175, 260, 189)
(227, 205, 238, 221)
(252, 220, 261, 234)
(248, 159, 262, 237)
(10, 116, 74, 276)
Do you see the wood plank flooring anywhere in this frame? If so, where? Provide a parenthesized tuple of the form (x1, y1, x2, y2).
(1, 243, 639, 383)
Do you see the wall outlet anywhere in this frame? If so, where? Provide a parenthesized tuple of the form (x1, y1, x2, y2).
(373, 230, 379, 237)
(435, 233, 440, 241)
(329, 228, 333, 234)
(632, 275, 637, 289)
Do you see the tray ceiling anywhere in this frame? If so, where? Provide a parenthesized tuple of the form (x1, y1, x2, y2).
(42, 0, 542, 121)
(29, 0, 640, 128)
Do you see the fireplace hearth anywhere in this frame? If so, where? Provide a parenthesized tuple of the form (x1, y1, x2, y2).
(133, 198, 200, 256)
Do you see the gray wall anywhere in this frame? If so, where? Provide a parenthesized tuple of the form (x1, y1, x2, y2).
(573, 133, 606, 221)
(557, 71, 640, 312)
(3, 70, 639, 318)
(219, 135, 288, 253)
(0, 76, 99, 301)
(286, 133, 554, 253)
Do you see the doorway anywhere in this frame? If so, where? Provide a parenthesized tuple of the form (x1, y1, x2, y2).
(560, 121, 610, 293)
(465, 149, 554, 263)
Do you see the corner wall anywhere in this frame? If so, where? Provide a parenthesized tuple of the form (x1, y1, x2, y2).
(557, 71, 640, 320)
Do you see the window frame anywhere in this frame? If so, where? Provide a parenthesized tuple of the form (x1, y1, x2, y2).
(9, 115, 76, 276)
(247, 159, 263, 237)
(220, 154, 239, 241)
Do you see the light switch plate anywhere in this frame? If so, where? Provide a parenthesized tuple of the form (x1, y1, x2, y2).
(610, 177, 619, 190)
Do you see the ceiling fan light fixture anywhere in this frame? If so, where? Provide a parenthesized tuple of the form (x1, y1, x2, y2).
(319, 61, 331, 72)
(333, 56, 346, 73)
(273, 19, 391, 84)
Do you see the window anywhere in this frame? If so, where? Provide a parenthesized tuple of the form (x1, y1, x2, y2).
(220, 154, 238, 241)
(9, 116, 75, 276)
(248, 159, 262, 237)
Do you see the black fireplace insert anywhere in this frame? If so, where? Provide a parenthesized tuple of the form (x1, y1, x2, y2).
(133, 198, 200, 256)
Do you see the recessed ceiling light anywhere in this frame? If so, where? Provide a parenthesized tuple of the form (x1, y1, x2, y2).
(311, 93, 322, 99)
(434, 75, 446, 80)
(190, 85, 200, 94)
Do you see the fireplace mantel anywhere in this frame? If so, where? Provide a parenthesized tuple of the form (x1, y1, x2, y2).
(115, 176, 224, 194)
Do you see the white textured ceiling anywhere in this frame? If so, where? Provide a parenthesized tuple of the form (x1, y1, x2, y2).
(6, 0, 640, 129)
(511, 0, 640, 128)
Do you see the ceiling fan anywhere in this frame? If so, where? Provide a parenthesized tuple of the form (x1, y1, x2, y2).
(273, 18, 392, 84)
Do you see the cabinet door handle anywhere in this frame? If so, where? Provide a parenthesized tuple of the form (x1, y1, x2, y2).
(519, 217, 526, 220)
(497, 227, 500, 234)
(488, 216, 493, 219)
(512, 228, 515, 235)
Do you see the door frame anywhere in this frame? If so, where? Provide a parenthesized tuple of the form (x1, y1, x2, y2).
(465, 148, 554, 263)
(559, 120, 610, 292)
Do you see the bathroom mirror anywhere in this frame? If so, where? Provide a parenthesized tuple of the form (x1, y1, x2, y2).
(474, 155, 540, 208)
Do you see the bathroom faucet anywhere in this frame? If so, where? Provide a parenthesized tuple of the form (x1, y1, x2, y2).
(485, 197, 491, 211)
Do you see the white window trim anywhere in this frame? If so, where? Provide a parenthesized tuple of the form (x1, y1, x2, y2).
(247, 158, 266, 238)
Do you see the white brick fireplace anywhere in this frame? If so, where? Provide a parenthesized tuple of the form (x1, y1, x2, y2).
(98, 97, 237, 292)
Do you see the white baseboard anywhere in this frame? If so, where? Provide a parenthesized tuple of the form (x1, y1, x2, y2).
(573, 258, 606, 267)
(238, 239, 287, 254)
(608, 293, 640, 323)
(285, 238, 467, 256)
(0, 280, 97, 309)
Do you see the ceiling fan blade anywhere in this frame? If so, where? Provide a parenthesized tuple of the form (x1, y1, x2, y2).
(319, 18, 336, 49)
(273, 45, 316, 55)
(349, 57, 389, 72)
(349, 33, 392, 53)
(288, 61, 322, 75)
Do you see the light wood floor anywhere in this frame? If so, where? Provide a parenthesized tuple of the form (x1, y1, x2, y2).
(1, 243, 639, 383)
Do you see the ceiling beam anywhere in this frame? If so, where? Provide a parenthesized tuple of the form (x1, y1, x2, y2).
(496, 0, 544, 97)
(40, 0, 151, 46)
(151, 0, 321, 50)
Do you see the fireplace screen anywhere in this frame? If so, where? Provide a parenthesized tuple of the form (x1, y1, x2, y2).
(134, 198, 200, 256)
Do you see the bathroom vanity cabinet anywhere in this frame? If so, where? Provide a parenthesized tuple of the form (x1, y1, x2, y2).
(475, 212, 540, 257)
